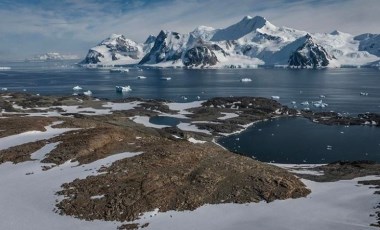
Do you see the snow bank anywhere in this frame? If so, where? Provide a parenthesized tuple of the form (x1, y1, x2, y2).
(218, 112, 239, 120)
(138, 176, 380, 230)
(130, 116, 170, 129)
(177, 122, 211, 135)
(0, 149, 141, 230)
(0, 121, 79, 151)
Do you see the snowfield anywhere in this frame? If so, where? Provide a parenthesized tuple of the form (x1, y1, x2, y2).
(0, 151, 378, 230)
(81, 16, 380, 69)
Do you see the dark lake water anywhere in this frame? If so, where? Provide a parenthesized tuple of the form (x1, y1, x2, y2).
(1, 60, 379, 163)
(219, 118, 380, 164)
(149, 116, 182, 126)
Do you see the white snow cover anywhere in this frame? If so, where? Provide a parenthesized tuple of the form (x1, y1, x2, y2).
(5, 101, 141, 117)
(130, 116, 170, 129)
(187, 137, 206, 144)
(166, 101, 205, 116)
(177, 122, 211, 134)
(135, 176, 380, 230)
(0, 121, 79, 151)
(0, 148, 142, 230)
(218, 112, 239, 120)
(27, 52, 79, 61)
(83, 15, 380, 68)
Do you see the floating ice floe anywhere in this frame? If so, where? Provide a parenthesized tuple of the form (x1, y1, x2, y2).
(291, 101, 296, 105)
(313, 100, 328, 108)
(360, 92, 369, 96)
(83, 90, 92, 96)
(137, 76, 146, 79)
(240, 78, 252, 82)
(109, 68, 129, 73)
(320, 95, 326, 98)
(271, 96, 280, 100)
(1, 88, 7, 91)
(161, 77, 171, 80)
(0, 67, 11, 70)
(72, 85, 82, 91)
(115, 86, 132, 93)
(301, 101, 309, 106)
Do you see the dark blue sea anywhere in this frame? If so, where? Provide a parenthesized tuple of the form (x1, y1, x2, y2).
(1, 60, 379, 163)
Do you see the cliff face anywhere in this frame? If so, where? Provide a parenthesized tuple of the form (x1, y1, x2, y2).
(288, 34, 332, 68)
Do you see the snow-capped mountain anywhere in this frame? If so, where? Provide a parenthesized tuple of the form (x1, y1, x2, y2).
(139, 30, 189, 65)
(81, 34, 154, 65)
(27, 52, 79, 61)
(81, 16, 380, 68)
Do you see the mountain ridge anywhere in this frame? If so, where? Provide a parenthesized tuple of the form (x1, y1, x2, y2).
(81, 16, 380, 68)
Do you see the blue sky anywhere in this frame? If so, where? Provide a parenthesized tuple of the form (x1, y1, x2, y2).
(0, 0, 379, 60)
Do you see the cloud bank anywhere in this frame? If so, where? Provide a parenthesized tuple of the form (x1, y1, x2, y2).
(0, 0, 379, 60)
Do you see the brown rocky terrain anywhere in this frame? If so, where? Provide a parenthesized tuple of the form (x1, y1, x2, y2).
(56, 139, 310, 222)
(1, 92, 380, 228)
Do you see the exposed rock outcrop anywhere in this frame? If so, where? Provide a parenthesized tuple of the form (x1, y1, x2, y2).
(288, 34, 332, 68)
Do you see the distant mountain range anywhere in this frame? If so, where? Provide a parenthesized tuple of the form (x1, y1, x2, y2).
(27, 52, 80, 62)
(81, 16, 380, 68)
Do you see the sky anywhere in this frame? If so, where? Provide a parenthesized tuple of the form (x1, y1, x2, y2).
(0, 0, 379, 60)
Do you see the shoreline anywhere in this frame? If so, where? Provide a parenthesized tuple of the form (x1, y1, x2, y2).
(0, 92, 379, 229)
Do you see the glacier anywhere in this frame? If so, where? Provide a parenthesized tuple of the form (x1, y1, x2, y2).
(81, 16, 380, 69)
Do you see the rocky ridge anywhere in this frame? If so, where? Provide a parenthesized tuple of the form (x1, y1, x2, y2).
(81, 16, 380, 68)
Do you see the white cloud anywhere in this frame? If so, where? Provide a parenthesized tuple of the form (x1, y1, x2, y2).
(0, 0, 379, 60)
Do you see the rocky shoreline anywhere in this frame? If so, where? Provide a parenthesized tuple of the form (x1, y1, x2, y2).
(1, 92, 380, 228)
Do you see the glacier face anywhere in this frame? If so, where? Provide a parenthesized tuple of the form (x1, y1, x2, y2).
(81, 16, 380, 68)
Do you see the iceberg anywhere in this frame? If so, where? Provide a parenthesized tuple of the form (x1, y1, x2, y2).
(360, 92, 369, 96)
(137, 76, 146, 79)
(240, 78, 252, 82)
(161, 77, 171, 80)
(83, 90, 92, 96)
(312, 100, 328, 108)
(1, 88, 8, 91)
(0, 67, 11, 70)
(301, 101, 309, 106)
(110, 68, 129, 73)
(271, 96, 280, 100)
(73, 85, 82, 91)
(115, 86, 132, 93)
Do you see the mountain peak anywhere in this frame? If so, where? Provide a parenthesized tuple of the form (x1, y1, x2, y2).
(211, 15, 274, 41)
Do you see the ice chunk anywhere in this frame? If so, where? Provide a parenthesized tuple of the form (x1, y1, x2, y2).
(73, 85, 82, 91)
(109, 68, 129, 73)
(240, 78, 252, 82)
(161, 77, 171, 80)
(360, 92, 369, 96)
(0, 67, 11, 70)
(313, 100, 328, 108)
(1, 88, 8, 91)
(115, 86, 132, 93)
(83, 90, 92, 96)
(301, 101, 309, 106)
(271, 96, 280, 100)
(137, 76, 146, 79)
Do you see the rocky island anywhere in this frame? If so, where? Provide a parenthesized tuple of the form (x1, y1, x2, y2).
(0, 92, 379, 229)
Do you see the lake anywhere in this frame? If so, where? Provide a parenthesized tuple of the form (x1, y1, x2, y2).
(1, 60, 379, 163)
(219, 117, 380, 164)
